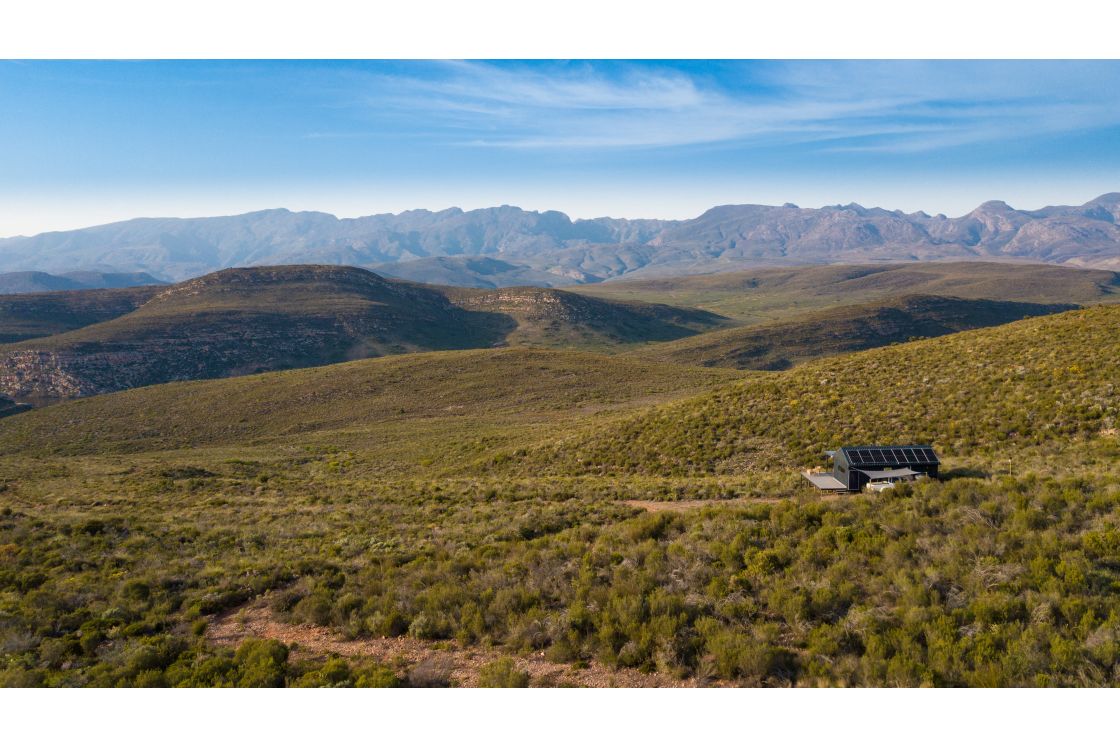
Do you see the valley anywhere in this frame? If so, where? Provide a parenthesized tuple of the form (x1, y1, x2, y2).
(2, 260, 1110, 402)
(0, 266, 1117, 686)
(578, 261, 1120, 323)
(6, 54, 1120, 701)
(629, 294, 1075, 370)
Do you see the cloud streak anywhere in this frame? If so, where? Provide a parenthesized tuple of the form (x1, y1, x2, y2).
(349, 60, 1120, 153)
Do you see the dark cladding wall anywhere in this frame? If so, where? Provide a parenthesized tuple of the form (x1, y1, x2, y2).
(832, 445, 940, 491)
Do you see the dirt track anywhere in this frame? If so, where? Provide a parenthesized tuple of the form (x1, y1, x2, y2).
(207, 593, 701, 688)
(621, 493, 846, 512)
(622, 497, 773, 512)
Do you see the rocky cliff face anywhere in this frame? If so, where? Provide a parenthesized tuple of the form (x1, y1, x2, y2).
(450, 286, 723, 329)
(0, 351, 102, 398)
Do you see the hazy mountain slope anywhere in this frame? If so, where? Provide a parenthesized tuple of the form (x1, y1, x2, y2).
(0, 272, 85, 294)
(0, 265, 727, 399)
(0, 348, 741, 456)
(633, 295, 1076, 370)
(508, 305, 1120, 476)
(579, 262, 1120, 322)
(0, 286, 162, 344)
(0, 207, 659, 281)
(0, 270, 166, 294)
(1, 194, 1117, 283)
(647, 194, 1120, 269)
(57, 271, 166, 289)
(374, 256, 585, 288)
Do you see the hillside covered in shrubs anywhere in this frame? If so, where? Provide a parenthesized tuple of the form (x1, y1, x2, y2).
(1, 302, 1118, 687)
(511, 305, 1119, 476)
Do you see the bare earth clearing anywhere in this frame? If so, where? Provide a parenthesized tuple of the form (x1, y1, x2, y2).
(207, 593, 701, 688)
(622, 495, 842, 512)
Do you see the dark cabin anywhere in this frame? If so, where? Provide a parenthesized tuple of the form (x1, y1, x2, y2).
(803, 445, 940, 492)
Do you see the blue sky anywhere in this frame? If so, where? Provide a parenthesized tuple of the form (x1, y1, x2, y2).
(2, 59, 1119, 235)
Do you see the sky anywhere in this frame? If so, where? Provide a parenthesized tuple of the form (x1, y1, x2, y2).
(2, 59, 1119, 236)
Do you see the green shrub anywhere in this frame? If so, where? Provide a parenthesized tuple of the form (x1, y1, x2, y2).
(477, 657, 530, 688)
(354, 663, 402, 688)
(233, 639, 289, 687)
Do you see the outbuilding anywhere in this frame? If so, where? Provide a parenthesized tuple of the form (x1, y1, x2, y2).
(802, 445, 940, 492)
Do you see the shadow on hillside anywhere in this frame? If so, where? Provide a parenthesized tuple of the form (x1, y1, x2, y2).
(941, 466, 991, 480)
(459, 309, 520, 348)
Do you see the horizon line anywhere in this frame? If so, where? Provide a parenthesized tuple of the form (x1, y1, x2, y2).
(3, 191, 1118, 241)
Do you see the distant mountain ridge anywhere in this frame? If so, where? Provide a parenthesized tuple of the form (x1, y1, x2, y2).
(0, 270, 165, 294)
(1, 194, 1118, 284)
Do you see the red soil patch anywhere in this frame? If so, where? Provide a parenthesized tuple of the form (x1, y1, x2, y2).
(207, 593, 700, 688)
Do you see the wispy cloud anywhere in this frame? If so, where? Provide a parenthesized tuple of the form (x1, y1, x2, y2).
(341, 60, 1120, 153)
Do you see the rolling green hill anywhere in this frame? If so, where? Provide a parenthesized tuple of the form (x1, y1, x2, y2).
(632, 294, 1075, 370)
(0, 265, 510, 399)
(443, 285, 726, 350)
(0, 265, 724, 399)
(508, 304, 1120, 476)
(577, 262, 1120, 322)
(0, 347, 742, 457)
(0, 286, 161, 344)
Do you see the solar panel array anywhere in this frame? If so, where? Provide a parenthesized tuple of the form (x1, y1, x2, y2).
(844, 447, 937, 465)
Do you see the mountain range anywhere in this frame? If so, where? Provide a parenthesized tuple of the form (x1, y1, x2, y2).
(0, 270, 164, 294)
(1, 194, 1117, 286)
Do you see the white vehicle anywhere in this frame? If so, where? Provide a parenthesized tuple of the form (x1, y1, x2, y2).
(865, 471, 926, 493)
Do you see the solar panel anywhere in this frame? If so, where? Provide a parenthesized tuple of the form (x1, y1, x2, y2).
(842, 446, 938, 467)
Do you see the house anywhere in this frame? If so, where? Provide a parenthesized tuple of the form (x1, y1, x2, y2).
(802, 445, 940, 492)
